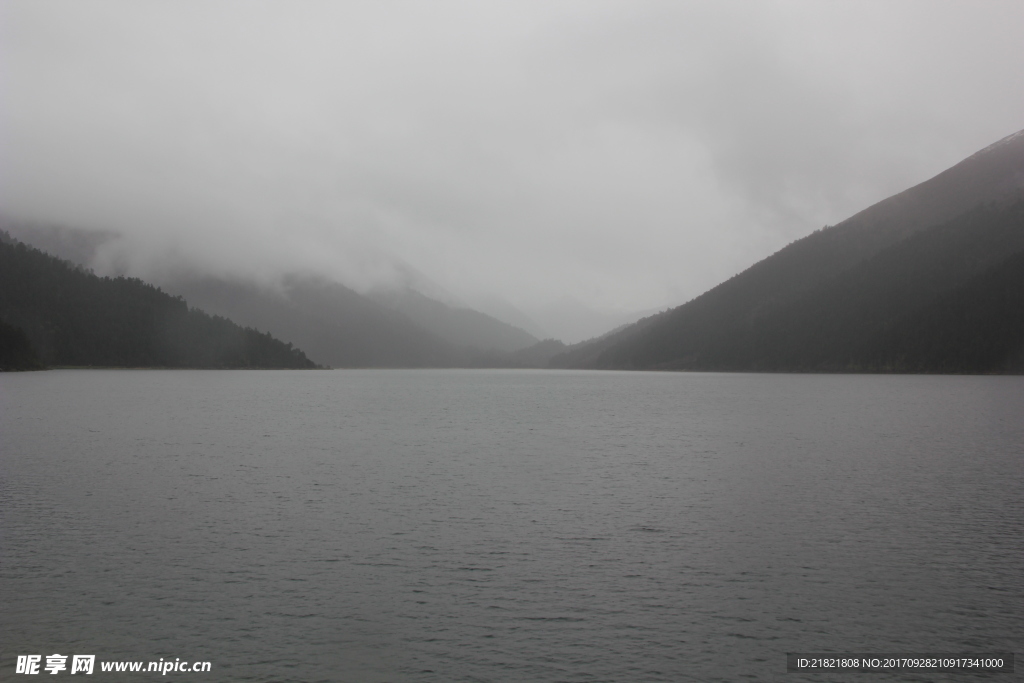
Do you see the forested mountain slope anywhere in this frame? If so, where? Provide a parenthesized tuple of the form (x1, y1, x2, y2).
(165, 275, 465, 368)
(0, 235, 316, 369)
(552, 129, 1024, 373)
(0, 218, 540, 367)
(0, 317, 43, 371)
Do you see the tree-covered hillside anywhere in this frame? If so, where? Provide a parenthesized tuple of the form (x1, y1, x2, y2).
(554, 198, 1024, 374)
(165, 275, 467, 368)
(551, 129, 1024, 374)
(0, 317, 44, 371)
(0, 236, 317, 369)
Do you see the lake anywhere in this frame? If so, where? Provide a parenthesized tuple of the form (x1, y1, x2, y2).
(1, 369, 1021, 681)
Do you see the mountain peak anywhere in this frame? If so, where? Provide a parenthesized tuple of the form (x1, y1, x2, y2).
(972, 127, 1024, 159)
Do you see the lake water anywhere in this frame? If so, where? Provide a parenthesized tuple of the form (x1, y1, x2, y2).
(1, 370, 1021, 681)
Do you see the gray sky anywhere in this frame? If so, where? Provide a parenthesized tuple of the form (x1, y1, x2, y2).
(3, 0, 1023, 322)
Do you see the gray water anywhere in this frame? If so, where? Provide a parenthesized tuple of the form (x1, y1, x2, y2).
(1, 370, 1021, 682)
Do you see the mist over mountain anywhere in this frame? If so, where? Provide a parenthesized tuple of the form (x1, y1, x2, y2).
(162, 276, 548, 367)
(0, 233, 316, 369)
(164, 274, 485, 368)
(552, 129, 1024, 373)
(1, 218, 546, 367)
(0, 220, 119, 268)
(5, 3, 1023, 327)
(368, 287, 539, 354)
(522, 298, 662, 346)
(0, 215, 606, 352)
(5, 128, 1021, 373)
(469, 295, 548, 340)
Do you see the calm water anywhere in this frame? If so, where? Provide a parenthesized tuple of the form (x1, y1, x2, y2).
(1, 370, 1021, 682)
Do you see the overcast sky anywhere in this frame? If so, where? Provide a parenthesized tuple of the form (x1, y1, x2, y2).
(3, 1, 1023, 322)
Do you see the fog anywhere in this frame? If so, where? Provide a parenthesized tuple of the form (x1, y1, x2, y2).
(3, 1, 1023, 337)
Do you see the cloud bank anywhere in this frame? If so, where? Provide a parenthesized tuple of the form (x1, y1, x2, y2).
(3, 0, 1023, 319)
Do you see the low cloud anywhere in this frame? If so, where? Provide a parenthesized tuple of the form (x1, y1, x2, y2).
(3, 0, 1022, 315)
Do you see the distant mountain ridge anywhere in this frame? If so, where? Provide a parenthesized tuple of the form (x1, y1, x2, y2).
(162, 274, 462, 368)
(552, 128, 1024, 373)
(151, 274, 545, 368)
(368, 286, 539, 354)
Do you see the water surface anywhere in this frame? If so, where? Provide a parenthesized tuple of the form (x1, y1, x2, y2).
(2, 370, 1021, 681)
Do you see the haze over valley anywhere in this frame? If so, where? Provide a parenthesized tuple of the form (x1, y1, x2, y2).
(3, 2, 1024, 360)
(2, 2, 1024, 370)
(4, 126, 1023, 372)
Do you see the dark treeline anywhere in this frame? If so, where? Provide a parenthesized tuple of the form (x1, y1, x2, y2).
(0, 317, 44, 371)
(0, 235, 317, 370)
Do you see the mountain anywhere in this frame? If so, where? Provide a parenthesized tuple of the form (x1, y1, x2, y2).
(552, 128, 1024, 373)
(471, 294, 550, 340)
(368, 286, 539, 353)
(0, 220, 119, 267)
(172, 277, 549, 367)
(163, 274, 466, 368)
(0, 234, 317, 369)
(504, 338, 568, 367)
(0, 218, 543, 367)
